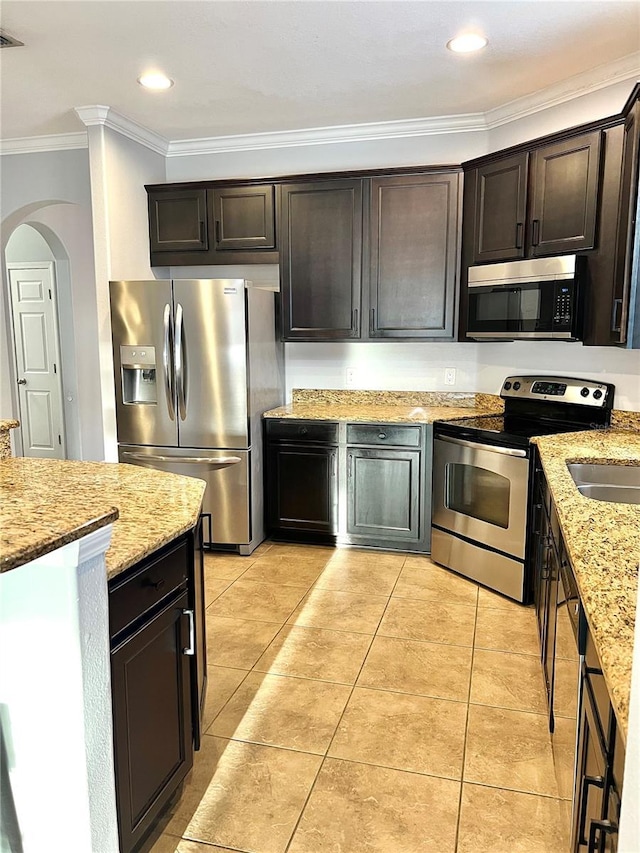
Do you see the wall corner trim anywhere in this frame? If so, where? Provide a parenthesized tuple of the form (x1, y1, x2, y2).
(74, 104, 169, 156)
(0, 132, 88, 155)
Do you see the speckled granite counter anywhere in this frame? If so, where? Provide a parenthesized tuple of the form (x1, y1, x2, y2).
(264, 389, 503, 424)
(0, 419, 19, 460)
(533, 430, 640, 740)
(0, 458, 206, 580)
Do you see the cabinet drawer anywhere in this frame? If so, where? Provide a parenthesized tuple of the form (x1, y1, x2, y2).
(109, 539, 189, 639)
(265, 419, 338, 443)
(347, 423, 422, 447)
(585, 628, 613, 745)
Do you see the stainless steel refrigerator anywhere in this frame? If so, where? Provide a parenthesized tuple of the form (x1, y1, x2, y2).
(109, 279, 284, 553)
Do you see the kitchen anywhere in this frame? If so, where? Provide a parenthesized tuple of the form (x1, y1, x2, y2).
(1, 2, 640, 852)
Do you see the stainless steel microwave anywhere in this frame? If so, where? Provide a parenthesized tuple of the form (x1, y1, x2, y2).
(466, 255, 586, 341)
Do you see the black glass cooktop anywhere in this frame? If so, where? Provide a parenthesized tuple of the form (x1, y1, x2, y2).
(434, 414, 589, 450)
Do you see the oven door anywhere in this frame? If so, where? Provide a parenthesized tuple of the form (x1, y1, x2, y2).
(432, 435, 529, 560)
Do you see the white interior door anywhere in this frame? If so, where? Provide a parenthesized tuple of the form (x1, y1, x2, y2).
(8, 263, 66, 458)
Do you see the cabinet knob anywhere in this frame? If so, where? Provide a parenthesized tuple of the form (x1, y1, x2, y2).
(299, 427, 308, 435)
(142, 577, 165, 591)
(378, 432, 387, 440)
(17, 378, 26, 385)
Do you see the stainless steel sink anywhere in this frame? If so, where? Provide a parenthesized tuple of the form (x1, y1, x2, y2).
(567, 463, 640, 505)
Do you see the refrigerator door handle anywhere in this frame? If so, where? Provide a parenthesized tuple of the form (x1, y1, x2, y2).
(121, 451, 242, 468)
(162, 304, 176, 420)
(175, 302, 187, 421)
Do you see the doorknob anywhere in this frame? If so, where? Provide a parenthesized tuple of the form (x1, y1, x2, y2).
(17, 378, 26, 385)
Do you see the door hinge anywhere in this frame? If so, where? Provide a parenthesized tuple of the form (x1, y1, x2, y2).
(58, 435, 62, 445)
(53, 363, 57, 374)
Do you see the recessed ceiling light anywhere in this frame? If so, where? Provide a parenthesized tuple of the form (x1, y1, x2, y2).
(446, 33, 488, 54)
(138, 72, 174, 91)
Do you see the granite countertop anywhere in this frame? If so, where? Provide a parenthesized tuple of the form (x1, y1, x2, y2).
(264, 389, 503, 424)
(533, 429, 640, 740)
(0, 458, 206, 580)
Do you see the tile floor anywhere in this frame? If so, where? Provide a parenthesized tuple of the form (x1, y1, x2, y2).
(150, 542, 570, 853)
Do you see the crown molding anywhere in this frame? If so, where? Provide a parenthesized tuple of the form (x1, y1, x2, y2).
(0, 131, 88, 155)
(74, 105, 169, 155)
(167, 112, 487, 157)
(485, 52, 640, 129)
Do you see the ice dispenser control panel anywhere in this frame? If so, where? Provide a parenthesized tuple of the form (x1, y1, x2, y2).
(120, 345, 157, 404)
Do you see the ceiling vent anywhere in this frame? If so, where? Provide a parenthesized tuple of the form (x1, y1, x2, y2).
(0, 30, 24, 48)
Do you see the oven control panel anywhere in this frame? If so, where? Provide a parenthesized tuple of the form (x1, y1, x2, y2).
(501, 376, 613, 407)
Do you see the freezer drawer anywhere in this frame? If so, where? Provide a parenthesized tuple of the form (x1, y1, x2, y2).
(119, 445, 251, 546)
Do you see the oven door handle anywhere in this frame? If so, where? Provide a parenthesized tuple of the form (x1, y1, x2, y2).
(435, 434, 527, 458)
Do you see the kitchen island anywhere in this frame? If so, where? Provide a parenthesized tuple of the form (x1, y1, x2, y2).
(0, 456, 206, 853)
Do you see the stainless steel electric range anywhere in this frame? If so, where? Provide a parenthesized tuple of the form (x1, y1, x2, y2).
(431, 375, 615, 603)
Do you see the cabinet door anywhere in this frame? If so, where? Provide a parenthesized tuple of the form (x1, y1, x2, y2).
(572, 679, 607, 852)
(266, 443, 338, 535)
(211, 185, 276, 251)
(368, 173, 460, 338)
(148, 189, 208, 253)
(281, 180, 362, 340)
(111, 591, 193, 853)
(611, 99, 640, 344)
(347, 447, 420, 543)
(473, 153, 528, 263)
(529, 132, 602, 257)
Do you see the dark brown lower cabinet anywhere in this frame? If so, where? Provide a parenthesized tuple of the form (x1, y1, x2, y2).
(109, 532, 204, 852)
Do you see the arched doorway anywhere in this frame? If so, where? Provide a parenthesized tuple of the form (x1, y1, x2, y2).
(4, 223, 80, 458)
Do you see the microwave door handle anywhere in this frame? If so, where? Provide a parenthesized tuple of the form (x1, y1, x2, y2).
(508, 287, 522, 331)
(162, 304, 176, 420)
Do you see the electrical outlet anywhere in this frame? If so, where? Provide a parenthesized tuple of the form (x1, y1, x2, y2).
(444, 367, 456, 386)
(346, 368, 356, 387)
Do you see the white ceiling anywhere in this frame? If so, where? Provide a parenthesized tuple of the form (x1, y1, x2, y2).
(1, 0, 639, 143)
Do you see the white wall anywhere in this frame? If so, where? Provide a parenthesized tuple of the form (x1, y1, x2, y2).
(83, 125, 166, 460)
(0, 148, 106, 459)
(284, 341, 640, 410)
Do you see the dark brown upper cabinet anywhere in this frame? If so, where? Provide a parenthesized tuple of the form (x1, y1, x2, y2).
(611, 86, 640, 345)
(147, 183, 278, 266)
(280, 179, 363, 340)
(210, 185, 276, 251)
(466, 130, 603, 267)
(529, 131, 602, 257)
(368, 173, 460, 339)
(149, 188, 209, 254)
(473, 153, 528, 264)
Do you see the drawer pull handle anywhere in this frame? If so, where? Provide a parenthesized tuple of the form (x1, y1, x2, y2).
(182, 609, 195, 655)
(299, 427, 308, 435)
(588, 819, 616, 853)
(378, 432, 387, 439)
(142, 577, 165, 591)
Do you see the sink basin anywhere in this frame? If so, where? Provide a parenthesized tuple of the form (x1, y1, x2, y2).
(567, 463, 640, 505)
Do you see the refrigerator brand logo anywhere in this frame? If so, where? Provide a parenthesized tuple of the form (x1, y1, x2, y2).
(223, 287, 238, 294)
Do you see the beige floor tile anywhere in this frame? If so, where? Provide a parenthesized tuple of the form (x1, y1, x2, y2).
(210, 672, 351, 754)
(326, 547, 406, 568)
(240, 554, 326, 587)
(201, 666, 247, 732)
(328, 687, 467, 779)
(207, 579, 307, 623)
(553, 657, 580, 719)
(394, 560, 479, 607)
(148, 835, 235, 853)
(287, 587, 388, 634)
(250, 540, 275, 557)
(288, 757, 460, 853)
(204, 576, 232, 607)
(552, 715, 579, 801)
(464, 704, 559, 797)
(315, 556, 403, 595)
(203, 553, 254, 581)
(206, 615, 281, 670)
(470, 649, 547, 714)
(263, 542, 334, 560)
(254, 625, 372, 683)
(378, 597, 476, 646)
(457, 783, 569, 853)
(474, 606, 540, 655)
(357, 635, 472, 702)
(477, 587, 533, 612)
(163, 736, 321, 853)
(148, 832, 180, 853)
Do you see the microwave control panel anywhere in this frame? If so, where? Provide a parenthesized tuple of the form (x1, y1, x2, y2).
(552, 284, 574, 327)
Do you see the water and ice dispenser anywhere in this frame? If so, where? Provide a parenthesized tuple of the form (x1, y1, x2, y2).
(120, 345, 157, 404)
